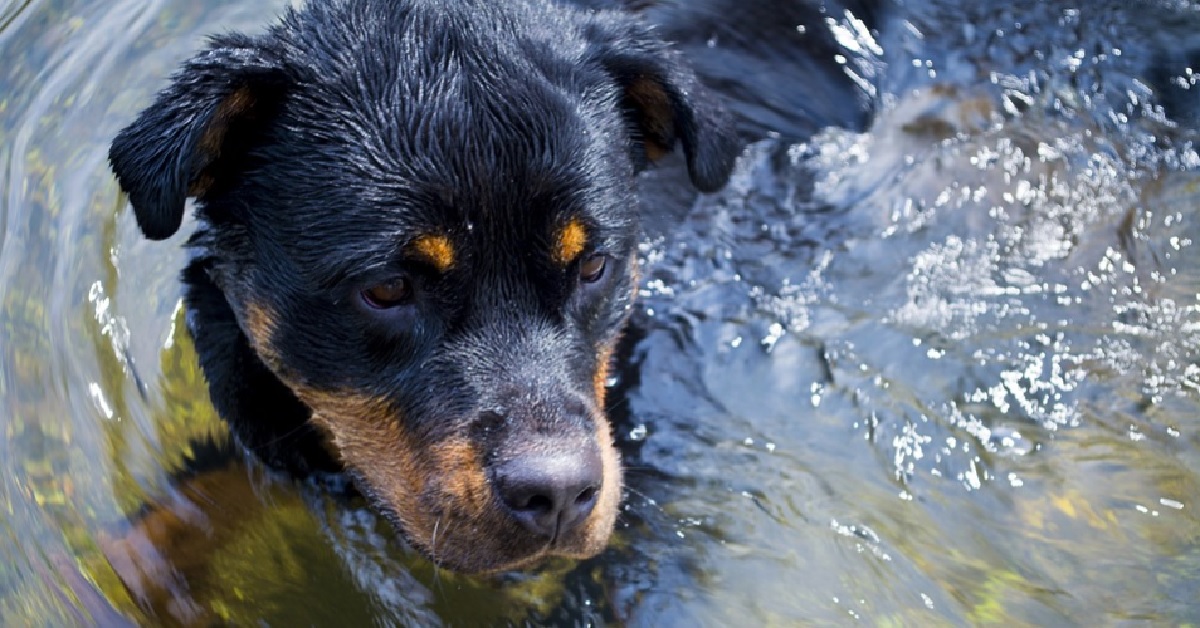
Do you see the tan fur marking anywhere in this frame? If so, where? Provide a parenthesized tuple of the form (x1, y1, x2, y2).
(562, 256, 639, 559)
(190, 87, 256, 197)
(643, 142, 667, 162)
(561, 371, 623, 560)
(292, 382, 622, 572)
(627, 75, 673, 161)
(198, 87, 255, 156)
(410, 234, 456, 272)
(594, 342, 615, 408)
(238, 295, 624, 571)
(242, 300, 283, 369)
(187, 173, 215, 197)
(562, 256, 643, 557)
(554, 218, 587, 266)
(296, 389, 503, 566)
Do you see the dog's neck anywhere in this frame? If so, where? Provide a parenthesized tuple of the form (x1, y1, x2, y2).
(181, 255, 342, 476)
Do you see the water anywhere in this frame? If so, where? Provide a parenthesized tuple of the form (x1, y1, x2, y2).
(2, 0, 1199, 624)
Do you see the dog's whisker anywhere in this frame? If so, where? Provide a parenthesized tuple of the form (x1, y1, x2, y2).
(622, 485, 654, 501)
(621, 485, 669, 518)
(619, 464, 664, 473)
(430, 516, 444, 590)
(257, 421, 316, 449)
(604, 395, 632, 413)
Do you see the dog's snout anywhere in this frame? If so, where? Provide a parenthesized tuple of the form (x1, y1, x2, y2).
(494, 445, 603, 540)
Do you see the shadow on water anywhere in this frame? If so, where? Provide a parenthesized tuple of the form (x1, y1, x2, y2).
(1, 0, 1199, 624)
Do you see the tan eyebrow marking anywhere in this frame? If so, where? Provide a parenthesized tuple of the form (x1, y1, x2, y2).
(554, 218, 587, 266)
(409, 234, 455, 272)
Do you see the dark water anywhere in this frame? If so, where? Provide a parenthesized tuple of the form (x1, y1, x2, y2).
(2, 0, 1199, 624)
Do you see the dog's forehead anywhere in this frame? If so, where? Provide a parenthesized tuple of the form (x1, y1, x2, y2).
(259, 1, 634, 285)
(289, 167, 623, 290)
(281, 0, 600, 127)
(273, 77, 620, 274)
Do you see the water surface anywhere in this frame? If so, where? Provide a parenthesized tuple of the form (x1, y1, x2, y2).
(1, 0, 1198, 624)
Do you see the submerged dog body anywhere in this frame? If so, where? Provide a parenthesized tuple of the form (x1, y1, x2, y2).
(110, 0, 737, 573)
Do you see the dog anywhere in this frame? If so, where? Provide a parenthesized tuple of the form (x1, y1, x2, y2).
(108, 0, 740, 576)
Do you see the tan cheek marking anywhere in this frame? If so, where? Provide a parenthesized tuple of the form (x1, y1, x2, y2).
(563, 386, 623, 559)
(567, 253, 639, 557)
(297, 389, 490, 543)
(300, 392, 426, 530)
(592, 254, 639, 406)
(554, 218, 587, 266)
(243, 300, 283, 370)
(410, 234, 455, 272)
(238, 306, 505, 568)
(427, 440, 489, 506)
(594, 342, 616, 408)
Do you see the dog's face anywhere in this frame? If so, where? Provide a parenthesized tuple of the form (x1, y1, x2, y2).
(110, 0, 736, 573)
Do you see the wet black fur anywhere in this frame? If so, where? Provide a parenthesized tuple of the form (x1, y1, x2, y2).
(109, 0, 739, 486)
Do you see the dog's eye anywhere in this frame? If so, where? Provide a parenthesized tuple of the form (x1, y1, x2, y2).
(361, 278, 413, 308)
(579, 254, 608, 284)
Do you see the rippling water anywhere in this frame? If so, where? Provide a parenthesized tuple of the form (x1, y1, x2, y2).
(2, 0, 1198, 624)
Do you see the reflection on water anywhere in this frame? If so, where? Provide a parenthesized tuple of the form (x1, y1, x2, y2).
(1, 0, 1199, 624)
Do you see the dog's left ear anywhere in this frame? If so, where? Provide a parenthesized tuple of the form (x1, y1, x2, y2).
(109, 34, 290, 240)
(586, 18, 740, 192)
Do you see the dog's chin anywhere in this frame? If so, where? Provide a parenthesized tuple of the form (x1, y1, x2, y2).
(390, 519, 617, 575)
(350, 471, 621, 575)
(436, 527, 617, 575)
(392, 505, 618, 575)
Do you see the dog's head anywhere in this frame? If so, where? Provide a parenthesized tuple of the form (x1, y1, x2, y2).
(109, 0, 737, 573)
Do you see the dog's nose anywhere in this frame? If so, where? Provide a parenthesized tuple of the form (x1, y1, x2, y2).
(494, 445, 603, 539)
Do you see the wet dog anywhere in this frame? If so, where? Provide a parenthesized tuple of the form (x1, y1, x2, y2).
(108, 0, 739, 574)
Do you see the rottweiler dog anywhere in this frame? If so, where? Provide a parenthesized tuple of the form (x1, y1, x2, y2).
(108, 0, 739, 574)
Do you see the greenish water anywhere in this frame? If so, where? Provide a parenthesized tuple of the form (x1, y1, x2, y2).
(1, 0, 1198, 625)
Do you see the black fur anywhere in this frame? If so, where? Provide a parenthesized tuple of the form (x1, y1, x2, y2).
(109, 0, 739, 572)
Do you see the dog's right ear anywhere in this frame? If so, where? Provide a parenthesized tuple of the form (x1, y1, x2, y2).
(582, 16, 740, 193)
(109, 35, 289, 240)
